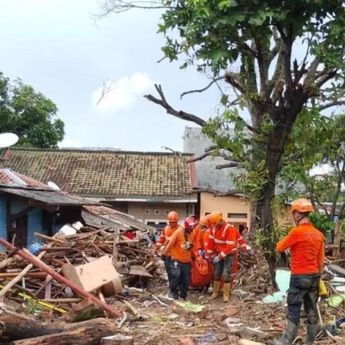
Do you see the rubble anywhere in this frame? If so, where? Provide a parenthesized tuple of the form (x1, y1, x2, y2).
(0, 222, 343, 344)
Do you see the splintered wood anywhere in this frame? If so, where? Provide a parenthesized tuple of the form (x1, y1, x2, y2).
(0, 224, 157, 318)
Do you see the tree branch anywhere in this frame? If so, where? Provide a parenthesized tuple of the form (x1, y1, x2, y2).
(99, 0, 173, 14)
(319, 100, 345, 111)
(187, 152, 211, 163)
(215, 162, 239, 169)
(316, 70, 338, 88)
(303, 57, 320, 87)
(144, 84, 207, 127)
(180, 76, 225, 98)
(224, 72, 244, 93)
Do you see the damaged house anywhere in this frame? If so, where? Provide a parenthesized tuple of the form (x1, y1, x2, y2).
(2, 148, 197, 231)
(0, 168, 153, 250)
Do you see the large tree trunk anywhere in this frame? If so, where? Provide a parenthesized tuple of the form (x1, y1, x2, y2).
(255, 181, 278, 288)
(0, 314, 63, 341)
(12, 318, 118, 345)
(255, 120, 295, 288)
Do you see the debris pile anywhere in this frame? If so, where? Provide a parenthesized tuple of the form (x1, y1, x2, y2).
(0, 215, 160, 344)
(0, 224, 344, 344)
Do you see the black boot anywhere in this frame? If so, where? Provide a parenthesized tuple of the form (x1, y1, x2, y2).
(306, 323, 320, 344)
(270, 320, 298, 345)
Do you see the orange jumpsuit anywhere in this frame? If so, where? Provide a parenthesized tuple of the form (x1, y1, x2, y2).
(193, 225, 210, 257)
(276, 222, 324, 275)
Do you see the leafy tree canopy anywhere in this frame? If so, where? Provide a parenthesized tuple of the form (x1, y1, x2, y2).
(103, 0, 345, 281)
(0, 72, 64, 148)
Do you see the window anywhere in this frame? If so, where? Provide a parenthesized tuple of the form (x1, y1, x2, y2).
(145, 220, 167, 230)
(144, 209, 151, 215)
(154, 209, 161, 215)
(227, 213, 248, 219)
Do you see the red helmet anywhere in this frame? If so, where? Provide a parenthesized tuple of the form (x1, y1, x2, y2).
(167, 211, 179, 222)
(184, 216, 198, 230)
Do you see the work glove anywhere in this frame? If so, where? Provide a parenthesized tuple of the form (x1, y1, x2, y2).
(243, 245, 254, 255)
(198, 249, 205, 257)
(157, 245, 166, 256)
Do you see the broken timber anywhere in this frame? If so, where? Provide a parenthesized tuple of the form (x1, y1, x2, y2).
(0, 237, 123, 319)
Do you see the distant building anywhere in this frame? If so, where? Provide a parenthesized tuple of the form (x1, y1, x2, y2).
(183, 127, 251, 230)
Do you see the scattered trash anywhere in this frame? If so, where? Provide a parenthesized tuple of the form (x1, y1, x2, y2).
(327, 294, 345, 307)
(262, 269, 290, 303)
(194, 330, 218, 344)
(174, 300, 205, 313)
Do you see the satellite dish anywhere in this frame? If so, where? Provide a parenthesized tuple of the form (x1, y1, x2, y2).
(47, 181, 60, 191)
(0, 133, 19, 149)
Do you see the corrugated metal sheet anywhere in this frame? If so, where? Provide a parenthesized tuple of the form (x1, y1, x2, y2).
(83, 205, 155, 232)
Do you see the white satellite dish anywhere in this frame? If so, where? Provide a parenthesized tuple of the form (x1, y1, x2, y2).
(0, 133, 19, 149)
(47, 181, 60, 191)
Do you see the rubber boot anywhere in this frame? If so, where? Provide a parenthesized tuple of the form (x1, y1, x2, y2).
(270, 320, 298, 345)
(305, 323, 320, 344)
(210, 280, 221, 300)
(223, 282, 231, 302)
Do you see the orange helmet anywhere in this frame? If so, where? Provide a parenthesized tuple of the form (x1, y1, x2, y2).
(208, 212, 223, 226)
(167, 211, 179, 222)
(199, 215, 209, 228)
(291, 198, 314, 214)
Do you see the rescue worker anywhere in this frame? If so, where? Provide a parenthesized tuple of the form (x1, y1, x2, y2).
(192, 215, 213, 292)
(193, 215, 210, 259)
(162, 216, 196, 300)
(272, 198, 325, 345)
(206, 212, 238, 302)
(156, 211, 182, 295)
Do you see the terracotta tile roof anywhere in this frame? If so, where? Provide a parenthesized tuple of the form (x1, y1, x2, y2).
(3, 148, 195, 199)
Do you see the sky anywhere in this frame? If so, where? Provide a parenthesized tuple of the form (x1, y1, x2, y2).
(0, 0, 221, 152)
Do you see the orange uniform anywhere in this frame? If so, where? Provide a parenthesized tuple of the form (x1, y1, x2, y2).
(163, 228, 195, 263)
(156, 224, 181, 255)
(193, 225, 210, 256)
(276, 222, 325, 275)
(206, 223, 237, 258)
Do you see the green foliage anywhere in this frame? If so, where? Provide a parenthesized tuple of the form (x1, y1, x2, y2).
(309, 212, 334, 235)
(0, 72, 64, 148)
(281, 111, 345, 221)
(159, 0, 345, 74)
(106, 0, 345, 273)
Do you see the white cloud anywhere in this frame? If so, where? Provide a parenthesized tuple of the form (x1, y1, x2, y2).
(91, 73, 155, 113)
(59, 137, 83, 148)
